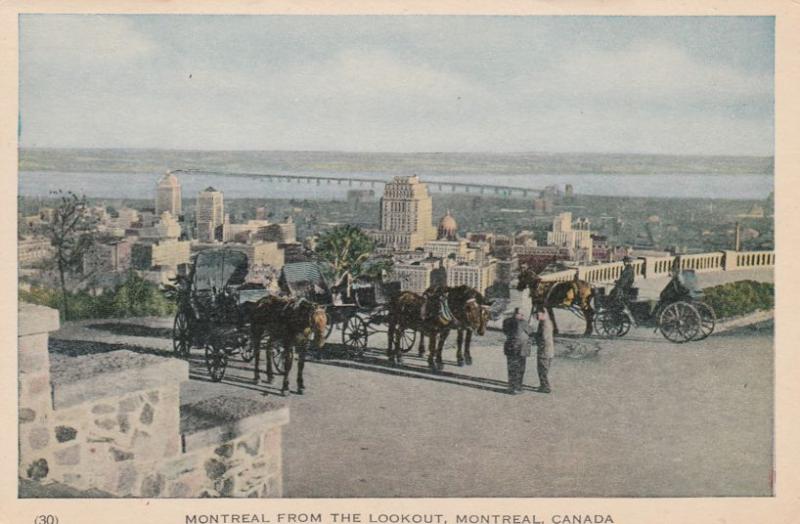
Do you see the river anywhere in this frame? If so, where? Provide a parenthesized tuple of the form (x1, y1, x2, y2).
(18, 171, 772, 201)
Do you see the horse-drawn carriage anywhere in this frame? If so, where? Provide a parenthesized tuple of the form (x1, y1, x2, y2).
(594, 269, 716, 343)
(167, 249, 327, 394)
(279, 263, 416, 357)
(168, 248, 270, 381)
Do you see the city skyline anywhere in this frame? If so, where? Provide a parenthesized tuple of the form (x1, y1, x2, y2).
(19, 16, 774, 156)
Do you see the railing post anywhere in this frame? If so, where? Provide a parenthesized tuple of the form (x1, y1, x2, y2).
(723, 250, 739, 271)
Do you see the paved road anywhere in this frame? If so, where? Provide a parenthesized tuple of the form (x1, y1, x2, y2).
(51, 315, 773, 498)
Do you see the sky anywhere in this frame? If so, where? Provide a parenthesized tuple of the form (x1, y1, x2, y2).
(19, 15, 774, 156)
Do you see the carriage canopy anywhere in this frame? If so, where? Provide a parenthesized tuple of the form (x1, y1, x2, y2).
(279, 262, 331, 301)
(192, 249, 249, 292)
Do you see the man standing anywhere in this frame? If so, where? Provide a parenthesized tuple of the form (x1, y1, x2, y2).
(535, 306, 555, 394)
(502, 307, 532, 394)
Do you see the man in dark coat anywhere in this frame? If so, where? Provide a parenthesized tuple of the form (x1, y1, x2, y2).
(534, 306, 555, 393)
(503, 307, 533, 394)
(609, 256, 635, 304)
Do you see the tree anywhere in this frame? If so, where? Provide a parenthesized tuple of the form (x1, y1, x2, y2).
(314, 225, 383, 282)
(46, 191, 95, 320)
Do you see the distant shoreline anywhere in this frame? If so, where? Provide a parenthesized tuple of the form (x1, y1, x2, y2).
(18, 148, 774, 177)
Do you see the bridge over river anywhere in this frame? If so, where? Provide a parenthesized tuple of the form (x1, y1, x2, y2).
(169, 168, 545, 197)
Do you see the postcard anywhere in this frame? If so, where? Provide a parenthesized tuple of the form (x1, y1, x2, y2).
(2, 1, 798, 523)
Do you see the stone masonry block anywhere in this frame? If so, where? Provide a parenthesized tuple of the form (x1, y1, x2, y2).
(20, 396, 53, 426)
(117, 463, 139, 495)
(18, 334, 50, 373)
(54, 444, 81, 466)
(55, 425, 78, 442)
(181, 396, 288, 453)
(27, 426, 50, 450)
(18, 303, 60, 337)
(20, 372, 51, 399)
(50, 350, 188, 410)
(19, 408, 36, 424)
(18, 333, 49, 354)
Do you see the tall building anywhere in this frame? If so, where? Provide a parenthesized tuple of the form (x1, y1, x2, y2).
(155, 172, 182, 217)
(222, 219, 270, 243)
(547, 212, 593, 251)
(424, 239, 469, 260)
(392, 258, 445, 293)
(140, 212, 182, 240)
(446, 260, 497, 294)
(130, 238, 191, 271)
(226, 241, 285, 271)
(131, 239, 191, 270)
(371, 176, 436, 251)
(196, 187, 224, 243)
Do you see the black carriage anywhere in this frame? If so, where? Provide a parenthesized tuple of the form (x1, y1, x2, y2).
(594, 269, 716, 343)
(279, 263, 415, 357)
(168, 248, 268, 381)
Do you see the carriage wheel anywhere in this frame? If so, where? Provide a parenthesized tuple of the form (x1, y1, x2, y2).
(398, 329, 417, 354)
(659, 302, 701, 343)
(342, 316, 369, 357)
(270, 338, 288, 375)
(205, 339, 228, 382)
(617, 311, 632, 337)
(172, 310, 192, 358)
(595, 309, 622, 338)
(693, 302, 716, 341)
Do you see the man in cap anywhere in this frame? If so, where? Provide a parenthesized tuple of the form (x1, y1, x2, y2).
(502, 307, 533, 394)
(609, 255, 636, 305)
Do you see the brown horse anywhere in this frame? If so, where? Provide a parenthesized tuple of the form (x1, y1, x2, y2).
(386, 290, 452, 370)
(418, 286, 493, 367)
(516, 267, 595, 336)
(250, 295, 328, 395)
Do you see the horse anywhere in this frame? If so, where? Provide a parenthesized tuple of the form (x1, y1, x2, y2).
(516, 266, 595, 336)
(386, 290, 452, 371)
(417, 286, 493, 367)
(249, 295, 328, 395)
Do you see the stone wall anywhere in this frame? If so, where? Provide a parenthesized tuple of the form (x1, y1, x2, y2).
(18, 303, 288, 498)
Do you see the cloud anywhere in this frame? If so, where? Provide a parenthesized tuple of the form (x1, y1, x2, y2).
(22, 15, 156, 65)
(18, 16, 774, 155)
(520, 40, 771, 105)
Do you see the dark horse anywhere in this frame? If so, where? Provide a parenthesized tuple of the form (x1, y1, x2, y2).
(386, 291, 452, 370)
(250, 295, 328, 395)
(516, 267, 595, 336)
(417, 286, 493, 367)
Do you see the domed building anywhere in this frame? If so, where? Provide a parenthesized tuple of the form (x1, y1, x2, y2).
(437, 210, 458, 241)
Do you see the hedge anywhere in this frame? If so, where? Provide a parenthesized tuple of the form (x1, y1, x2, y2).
(702, 280, 774, 319)
(19, 271, 176, 321)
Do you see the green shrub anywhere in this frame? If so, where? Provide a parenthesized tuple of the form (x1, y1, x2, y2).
(702, 280, 774, 319)
(19, 271, 176, 321)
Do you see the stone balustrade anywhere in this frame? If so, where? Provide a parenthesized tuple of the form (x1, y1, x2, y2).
(734, 250, 775, 269)
(678, 252, 725, 273)
(537, 250, 774, 285)
(538, 269, 575, 283)
(18, 302, 289, 498)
